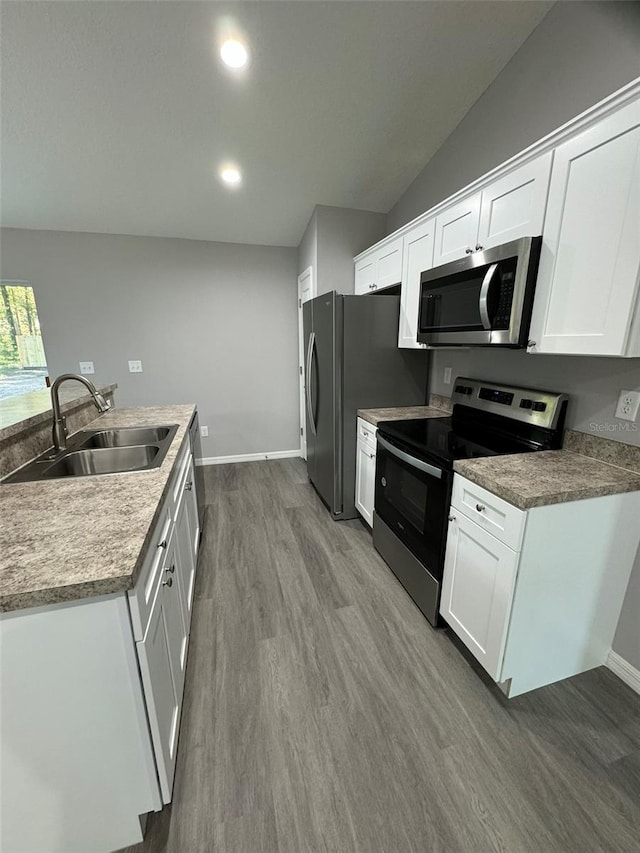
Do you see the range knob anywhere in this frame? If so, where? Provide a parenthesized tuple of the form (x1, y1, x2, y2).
(533, 401, 547, 412)
(520, 399, 533, 410)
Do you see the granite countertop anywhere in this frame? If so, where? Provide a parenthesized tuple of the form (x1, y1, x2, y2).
(454, 450, 640, 510)
(0, 404, 195, 613)
(0, 383, 118, 441)
(357, 405, 449, 426)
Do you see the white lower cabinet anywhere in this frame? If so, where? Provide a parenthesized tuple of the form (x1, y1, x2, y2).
(441, 511, 519, 680)
(355, 418, 377, 527)
(133, 439, 199, 803)
(137, 580, 182, 804)
(175, 488, 196, 622)
(441, 474, 640, 697)
(0, 426, 203, 853)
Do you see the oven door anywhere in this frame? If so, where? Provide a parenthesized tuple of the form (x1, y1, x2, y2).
(374, 434, 450, 581)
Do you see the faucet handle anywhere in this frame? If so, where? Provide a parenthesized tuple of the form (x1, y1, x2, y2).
(95, 393, 111, 413)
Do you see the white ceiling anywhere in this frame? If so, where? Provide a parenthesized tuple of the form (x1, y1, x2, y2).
(1, 1, 552, 247)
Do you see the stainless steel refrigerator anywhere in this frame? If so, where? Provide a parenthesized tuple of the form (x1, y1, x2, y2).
(303, 291, 429, 520)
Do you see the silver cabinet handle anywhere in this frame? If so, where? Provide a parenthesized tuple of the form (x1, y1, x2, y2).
(476, 504, 486, 512)
(465, 248, 473, 254)
(448, 515, 456, 522)
(162, 577, 173, 588)
(185, 481, 193, 491)
(475, 244, 484, 251)
(369, 452, 375, 459)
(166, 564, 175, 574)
(158, 539, 167, 549)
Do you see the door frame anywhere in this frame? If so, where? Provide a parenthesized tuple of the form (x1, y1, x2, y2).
(298, 267, 315, 459)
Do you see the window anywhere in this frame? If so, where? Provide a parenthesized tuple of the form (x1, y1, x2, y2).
(0, 282, 49, 401)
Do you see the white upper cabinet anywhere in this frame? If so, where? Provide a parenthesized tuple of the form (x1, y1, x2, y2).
(354, 236, 403, 294)
(398, 218, 434, 348)
(434, 154, 552, 267)
(354, 255, 376, 294)
(477, 153, 552, 249)
(529, 99, 640, 357)
(433, 194, 481, 266)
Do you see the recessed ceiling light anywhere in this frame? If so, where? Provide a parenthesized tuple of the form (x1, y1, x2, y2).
(219, 165, 242, 186)
(220, 39, 249, 69)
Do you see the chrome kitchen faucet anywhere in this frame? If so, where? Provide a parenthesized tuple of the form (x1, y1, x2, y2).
(50, 374, 111, 455)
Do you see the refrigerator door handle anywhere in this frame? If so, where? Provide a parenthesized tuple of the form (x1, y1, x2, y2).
(306, 331, 317, 436)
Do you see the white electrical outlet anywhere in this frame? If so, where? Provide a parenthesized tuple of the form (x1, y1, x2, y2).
(443, 367, 452, 385)
(615, 389, 640, 421)
(79, 361, 95, 375)
(128, 360, 143, 373)
(200, 426, 209, 438)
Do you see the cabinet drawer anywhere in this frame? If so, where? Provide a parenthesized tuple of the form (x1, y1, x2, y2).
(128, 504, 173, 641)
(357, 418, 377, 451)
(451, 475, 526, 551)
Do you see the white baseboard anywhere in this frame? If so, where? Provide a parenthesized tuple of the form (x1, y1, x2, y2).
(197, 449, 301, 466)
(606, 650, 640, 695)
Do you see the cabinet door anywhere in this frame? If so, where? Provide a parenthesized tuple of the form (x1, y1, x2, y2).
(184, 460, 200, 564)
(136, 595, 180, 803)
(433, 193, 481, 266)
(477, 153, 552, 249)
(355, 255, 376, 294)
(398, 218, 434, 348)
(175, 494, 196, 627)
(529, 100, 640, 356)
(375, 237, 403, 290)
(162, 536, 188, 704)
(440, 513, 519, 680)
(355, 440, 376, 527)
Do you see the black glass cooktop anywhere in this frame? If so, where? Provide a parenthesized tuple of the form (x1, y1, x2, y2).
(376, 416, 538, 469)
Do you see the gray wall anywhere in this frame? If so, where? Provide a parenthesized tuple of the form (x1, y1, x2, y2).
(315, 205, 387, 295)
(298, 209, 318, 280)
(0, 228, 299, 458)
(430, 350, 640, 448)
(298, 205, 387, 294)
(388, 1, 640, 231)
(388, 0, 640, 669)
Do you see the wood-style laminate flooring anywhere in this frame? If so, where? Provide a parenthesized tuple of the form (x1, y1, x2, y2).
(125, 459, 640, 853)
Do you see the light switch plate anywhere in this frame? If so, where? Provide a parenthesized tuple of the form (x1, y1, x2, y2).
(200, 426, 209, 438)
(79, 361, 95, 375)
(615, 389, 640, 421)
(128, 360, 143, 373)
(443, 367, 452, 385)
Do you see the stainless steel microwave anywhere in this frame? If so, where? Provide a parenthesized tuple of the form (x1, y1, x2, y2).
(417, 236, 542, 347)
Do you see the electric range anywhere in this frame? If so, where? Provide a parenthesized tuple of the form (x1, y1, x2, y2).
(372, 377, 568, 626)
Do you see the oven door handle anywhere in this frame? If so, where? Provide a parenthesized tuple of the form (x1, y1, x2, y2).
(377, 435, 443, 479)
(479, 263, 499, 330)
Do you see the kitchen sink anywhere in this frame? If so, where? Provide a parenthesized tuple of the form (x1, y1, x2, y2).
(3, 423, 179, 483)
(78, 426, 173, 448)
(42, 446, 160, 478)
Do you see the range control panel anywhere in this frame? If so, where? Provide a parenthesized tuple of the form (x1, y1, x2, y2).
(451, 377, 568, 430)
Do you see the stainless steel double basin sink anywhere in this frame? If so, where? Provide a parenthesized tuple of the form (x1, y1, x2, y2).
(4, 425, 179, 483)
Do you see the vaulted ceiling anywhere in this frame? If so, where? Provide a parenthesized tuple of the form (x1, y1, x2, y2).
(1, 1, 552, 246)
